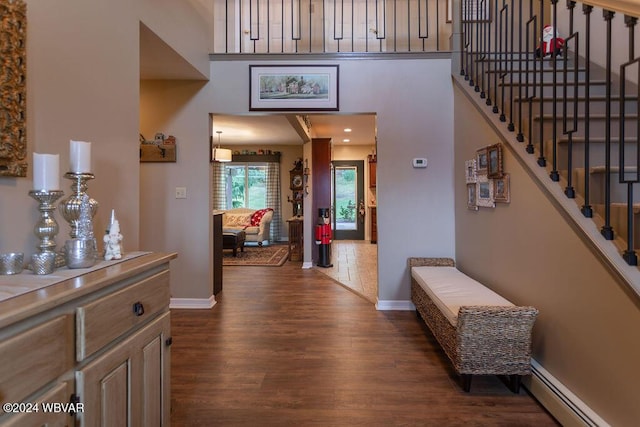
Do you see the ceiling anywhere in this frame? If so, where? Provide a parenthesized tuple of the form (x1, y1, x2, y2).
(211, 114, 377, 147)
(140, 25, 376, 148)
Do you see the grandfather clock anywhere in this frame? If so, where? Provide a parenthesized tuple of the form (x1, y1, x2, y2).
(289, 159, 304, 217)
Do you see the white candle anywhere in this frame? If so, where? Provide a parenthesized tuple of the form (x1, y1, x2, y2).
(33, 153, 60, 191)
(70, 140, 91, 173)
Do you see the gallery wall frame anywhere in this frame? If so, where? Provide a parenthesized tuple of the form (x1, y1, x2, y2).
(476, 147, 488, 174)
(249, 65, 339, 111)
(487, 143, 503, 178)
(493, 174, 510, 203)
(0, 0, 27, 177)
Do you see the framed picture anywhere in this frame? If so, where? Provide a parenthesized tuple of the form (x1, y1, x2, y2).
(467, 183, 478, 210)
(0, 0, 27, 177)
(476, 175, 495, 208)
(465, 159, 477, 183)
(476, 147, 488, 174)
(487, 143, 503, 178)
(493, 174, 510, 203)
(249, 65, 339, 111)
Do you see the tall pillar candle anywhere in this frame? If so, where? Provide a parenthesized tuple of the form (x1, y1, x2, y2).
(70, 140, 91, 173)
(33, 153, 60, 191)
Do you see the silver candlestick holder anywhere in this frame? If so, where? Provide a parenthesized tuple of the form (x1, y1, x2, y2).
(29, 189, 66, 268)
(59, 172, 99, 239)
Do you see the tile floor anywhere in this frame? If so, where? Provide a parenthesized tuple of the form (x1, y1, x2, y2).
(315, 240, 378, 303)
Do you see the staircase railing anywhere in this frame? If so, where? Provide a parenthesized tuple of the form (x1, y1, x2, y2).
(210, 0, 452, 54)
(459, 0, 640, 266)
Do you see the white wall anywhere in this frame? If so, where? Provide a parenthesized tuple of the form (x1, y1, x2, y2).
(208, 58, 455, 303)
(454, 84, 640, 427)
(0, 0, 140, 258)
(140, 58, 454, 302)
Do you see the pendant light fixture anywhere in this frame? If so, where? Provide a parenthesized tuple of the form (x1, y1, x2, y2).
(212, 130, 232, 162)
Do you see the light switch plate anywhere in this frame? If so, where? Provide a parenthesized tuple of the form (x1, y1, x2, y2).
(175, 187, 187, 199)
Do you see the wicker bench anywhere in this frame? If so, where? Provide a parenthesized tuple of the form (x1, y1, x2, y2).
(409, 257, 538, 393)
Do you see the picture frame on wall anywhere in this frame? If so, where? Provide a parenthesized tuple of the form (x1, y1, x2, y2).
(249, 65, 339, 111)
(476, 175, 495, 208)
(467, 183, 478, 210)
(487, 143, 503, 178)
(493, 174, 511, 203)
(476, 147, 488, 174)
(465, 159, 477, 183)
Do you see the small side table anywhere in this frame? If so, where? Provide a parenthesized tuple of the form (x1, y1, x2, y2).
(223, 230, 246, 257)
(287, 217, 303, 262)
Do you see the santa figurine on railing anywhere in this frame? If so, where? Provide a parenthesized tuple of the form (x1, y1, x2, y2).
(536, 25, 564, 58)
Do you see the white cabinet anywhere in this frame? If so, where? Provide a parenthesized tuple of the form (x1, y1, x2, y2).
(77, 313, 170, 427)
(0, 253, 175, 427)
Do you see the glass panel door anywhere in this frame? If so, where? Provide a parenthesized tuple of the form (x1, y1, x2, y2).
(331, 160, 364, 240)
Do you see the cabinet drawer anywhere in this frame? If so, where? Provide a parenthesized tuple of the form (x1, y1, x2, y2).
(0, 316, 74, 412)
(1, 380, 74, 427)
(76, 270, 170, 361)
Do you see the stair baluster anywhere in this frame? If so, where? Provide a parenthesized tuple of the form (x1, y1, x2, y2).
(550, 0, 561, 181)
(537, 0, 547, 167)
(581, 4, 594, 218)
(525, 1, 537, 154)
(601, 9, 615, 240)
(562, 1, 578, 198)
(619, 15, 639, 265)
(517, 0, 525, 141)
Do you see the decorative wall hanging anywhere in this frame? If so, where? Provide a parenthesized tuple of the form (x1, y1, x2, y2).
(493, 174, 511, 203)
(465, 159, 477, 183)
(487, 143, 503, 178)
(466, 142, 509, 209)
(476, 174, 495, 208)
(476, 147, 488, 174)
(249, 65, 339, 111)
(467, 183, 478, 211)
(140, 133, 177, 162)
(0, 0, 27, 177)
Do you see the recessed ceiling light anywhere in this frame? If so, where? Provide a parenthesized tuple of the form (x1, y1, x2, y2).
(344, 128, 352, 132)
(343, 139, 350, 143)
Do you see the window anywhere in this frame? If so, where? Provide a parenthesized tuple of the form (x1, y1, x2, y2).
(225, 163, 267, 209)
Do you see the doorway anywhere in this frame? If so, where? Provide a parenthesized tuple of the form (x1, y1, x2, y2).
(331, 160, 365, 240)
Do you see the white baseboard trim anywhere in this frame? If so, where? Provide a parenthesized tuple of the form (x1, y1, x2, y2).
(376, 300, 415, 311)
(302, 261, 313, 269)
(170, 295, 217, 309)
(527, 359, 609, 427)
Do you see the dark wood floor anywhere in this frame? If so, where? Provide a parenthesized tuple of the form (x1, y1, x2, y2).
(170, 263, 559, 426)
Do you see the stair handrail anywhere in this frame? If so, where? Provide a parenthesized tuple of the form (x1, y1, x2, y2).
(582, 0, 640, 16)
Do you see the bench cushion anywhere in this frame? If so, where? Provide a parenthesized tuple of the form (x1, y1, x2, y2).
(411, 266, 514, 326)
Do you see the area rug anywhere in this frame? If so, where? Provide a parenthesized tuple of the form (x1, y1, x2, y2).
(223, 244, 289, 267)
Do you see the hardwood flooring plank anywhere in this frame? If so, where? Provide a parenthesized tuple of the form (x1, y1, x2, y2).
(171, 264, 559, 426)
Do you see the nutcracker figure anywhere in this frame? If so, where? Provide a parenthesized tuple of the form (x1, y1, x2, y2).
(315, 208, 333, 267)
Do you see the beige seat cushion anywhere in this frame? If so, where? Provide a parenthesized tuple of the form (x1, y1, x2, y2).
(411, 266, 513, 326)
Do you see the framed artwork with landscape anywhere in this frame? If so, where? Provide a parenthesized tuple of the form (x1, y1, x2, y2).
(249, 65, 339, 111)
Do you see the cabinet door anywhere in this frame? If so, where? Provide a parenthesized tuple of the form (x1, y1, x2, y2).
(76, 312, 171, 427)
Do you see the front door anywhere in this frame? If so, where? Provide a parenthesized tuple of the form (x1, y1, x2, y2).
(331, 160, 365, 240)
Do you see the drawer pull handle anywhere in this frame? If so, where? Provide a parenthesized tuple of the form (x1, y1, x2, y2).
(165, 337, 173, 346)
(133, 302, 145, 316)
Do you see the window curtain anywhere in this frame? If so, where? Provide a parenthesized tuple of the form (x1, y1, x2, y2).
(266, 162, 281, 242)
(211, 162, 227, 211)
(211, 160, 282, 243)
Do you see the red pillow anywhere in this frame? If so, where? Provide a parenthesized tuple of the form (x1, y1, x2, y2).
(250, 208, 273, 226)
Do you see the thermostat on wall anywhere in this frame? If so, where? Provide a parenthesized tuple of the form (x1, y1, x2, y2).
(413, 158, 428, 168)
